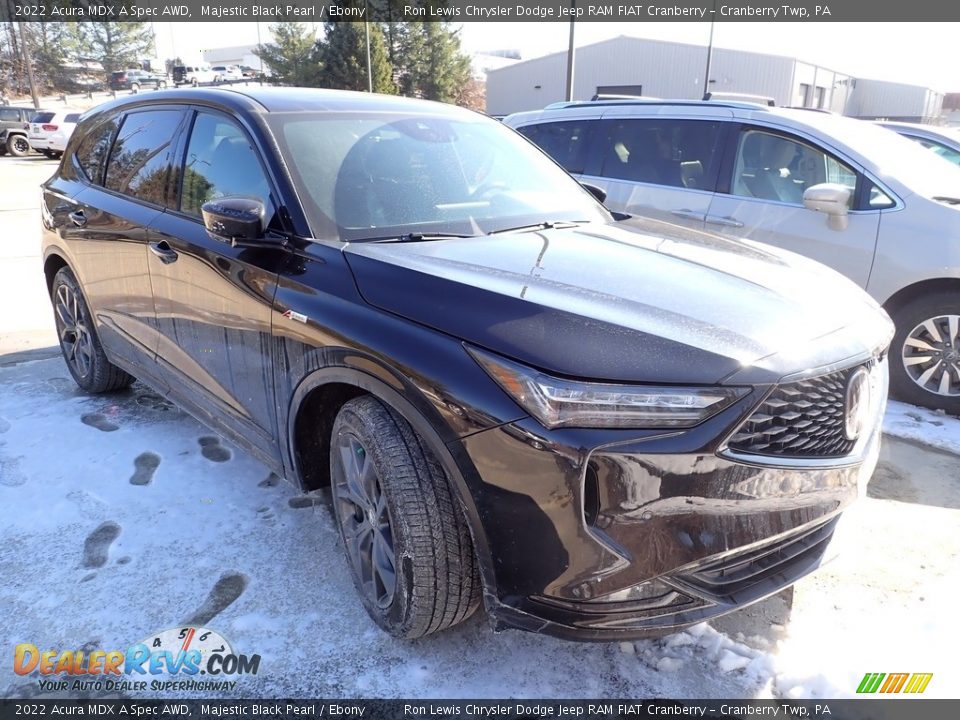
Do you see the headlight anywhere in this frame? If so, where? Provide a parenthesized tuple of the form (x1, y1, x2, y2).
(468, 346, 747, 429)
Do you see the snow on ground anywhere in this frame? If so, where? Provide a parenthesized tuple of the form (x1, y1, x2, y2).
(883, 400, 960, 456)
(1, 356, 959, 699)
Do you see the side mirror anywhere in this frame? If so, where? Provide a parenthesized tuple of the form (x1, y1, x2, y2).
(803, 183, 851, 230)
(201, 197, 271, 247)
(581, 182, 607, 204)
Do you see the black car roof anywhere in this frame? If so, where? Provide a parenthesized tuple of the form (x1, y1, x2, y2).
(89, 87, 473, 117)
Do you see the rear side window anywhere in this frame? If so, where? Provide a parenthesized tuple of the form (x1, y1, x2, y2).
(74, 116, 121, 184)
(517, 121, 594, 175)
(65, 113, 81, 124)
(0, 108, 20, 122)
(180, 112, 273, 219)
(31, 112, 55, 124)
(598, 119, 723, 191)
(104, 109, 183, 207)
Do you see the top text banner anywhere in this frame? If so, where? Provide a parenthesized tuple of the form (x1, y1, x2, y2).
(4, 0, 960, 22)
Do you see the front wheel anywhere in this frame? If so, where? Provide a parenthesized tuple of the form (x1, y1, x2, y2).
(130, 82, 140, 94)
(6, 134, 29, 157)
(158, 80, 167, 89)
(51, 267, 135, 394)
(890, 291, 960, 414)
(329, 396, 481, 638)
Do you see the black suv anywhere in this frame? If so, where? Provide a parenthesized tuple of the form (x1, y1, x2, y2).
(41, 88, 893, 641)
(109, 69, 167, 93)
(0, 105, 42, 156)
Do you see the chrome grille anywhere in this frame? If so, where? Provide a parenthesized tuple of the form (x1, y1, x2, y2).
(727, 366, 861, 458)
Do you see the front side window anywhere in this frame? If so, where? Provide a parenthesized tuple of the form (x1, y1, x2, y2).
(598, 119, 723, 191)
(730, 129, 857, 206)
(74, 116, 120, 184)
(104, 109, 183, 206)
(180, 112, 273, 219)
(517, 121, 594, 174)
(0, 108, 20, 122)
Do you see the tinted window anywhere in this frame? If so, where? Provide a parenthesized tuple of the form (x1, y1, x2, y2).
(517, 121, 594, 174)
(31, 112, 55, 124)
(730, 129, 857, 206)
(0, 108, 20, 122)
(104, 109, 182, 206)
(599, 119, 722, 190)
(180, 112, 273, 219)
(74, 116, 121, 184)
(65, 114, 81, 124)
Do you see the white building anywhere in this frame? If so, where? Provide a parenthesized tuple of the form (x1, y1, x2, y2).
(202, 44, 264, 72)
(486, 36, 941, 122)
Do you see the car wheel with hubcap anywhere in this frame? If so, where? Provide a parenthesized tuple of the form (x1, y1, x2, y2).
(6, 134, 29, 157)
(890, 291, 960, 414)
(329, 396, 481, 638)
(52, 267, 135, 394)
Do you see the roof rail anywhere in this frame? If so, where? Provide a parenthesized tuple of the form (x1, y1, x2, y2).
(543, 98, 774, 112)
(703, 91, 776, 107)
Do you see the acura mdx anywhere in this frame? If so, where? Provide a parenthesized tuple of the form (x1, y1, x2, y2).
(41, 88, 892, 640)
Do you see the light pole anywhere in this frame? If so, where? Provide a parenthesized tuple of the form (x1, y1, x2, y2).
(565, 0, 576, 101)
(364, 0, 372, 93)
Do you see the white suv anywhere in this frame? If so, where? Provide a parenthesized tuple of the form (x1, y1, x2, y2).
(27, 109, 82, 159)
(505, 100, 960, 412)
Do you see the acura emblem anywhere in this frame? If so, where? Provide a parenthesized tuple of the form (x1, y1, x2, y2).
(844, 367, 872, 441)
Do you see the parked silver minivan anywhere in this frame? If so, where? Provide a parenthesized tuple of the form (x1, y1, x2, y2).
(505, 100, 960, 413)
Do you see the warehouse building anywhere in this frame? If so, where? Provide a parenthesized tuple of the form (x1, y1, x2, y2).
(486, 36, 942, 122)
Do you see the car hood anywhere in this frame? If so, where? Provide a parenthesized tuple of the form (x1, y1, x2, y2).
(343, 217, 893, 385)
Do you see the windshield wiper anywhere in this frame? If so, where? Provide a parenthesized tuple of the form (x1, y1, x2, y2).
(487, 220, 590, 235)
(355, 232, 478, 243)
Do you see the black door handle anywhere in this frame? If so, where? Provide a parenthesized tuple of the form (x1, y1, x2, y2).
(148, 241, 179, 264)
(68, 210, 87, 227)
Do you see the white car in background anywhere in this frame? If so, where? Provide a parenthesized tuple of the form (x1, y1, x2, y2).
(212, 65, 243, 83)
(28, 110, 82, 159)
(878, 121, 960, 166)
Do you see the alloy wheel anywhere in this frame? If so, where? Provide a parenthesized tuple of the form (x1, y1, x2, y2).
(55, 283, 94, 379)
(332, 432, 397, 609)
(901, 314, 960, 397)
(12, 136, 29, 155)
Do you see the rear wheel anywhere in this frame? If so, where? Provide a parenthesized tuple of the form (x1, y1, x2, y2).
(130, 82, 140, 94)
(329, 396, 481, 638)
(51, 267, 135, 394)
(6, 134, 29, 157)
(890, 291, 960, 414)
(158, 80, 167, 89)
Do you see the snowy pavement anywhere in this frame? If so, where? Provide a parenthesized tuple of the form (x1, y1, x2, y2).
(1, 354, 958, 700)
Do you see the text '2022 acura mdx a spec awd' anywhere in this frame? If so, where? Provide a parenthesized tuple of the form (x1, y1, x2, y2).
(42, 88, 893, 641)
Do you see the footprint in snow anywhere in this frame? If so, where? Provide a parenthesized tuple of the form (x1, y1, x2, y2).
(198, 436, 231, 463)
(181, 572, 248, 626)
(81, 413, 118, 432)
(129, 452, 161, 486)
(82, 521, 121, 568)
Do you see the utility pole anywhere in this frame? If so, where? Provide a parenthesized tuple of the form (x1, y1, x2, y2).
(702, 0, 717, 99)
(17, 22, 40, 110)
(565, 0, 576, 101)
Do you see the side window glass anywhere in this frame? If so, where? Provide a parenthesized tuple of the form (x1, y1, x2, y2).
(74, 116, 120, 185)
(867, 182, 895, 209)
(104, 110, 183, 206)
(181, 112, 273, 219)
(731, 129, 856, 206)
(0, 108, 20, 122)
(598, 119, 722, 191)
(518, 121, 593, 174)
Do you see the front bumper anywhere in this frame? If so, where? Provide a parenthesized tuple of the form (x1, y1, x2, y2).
(456, 370, 883, 641)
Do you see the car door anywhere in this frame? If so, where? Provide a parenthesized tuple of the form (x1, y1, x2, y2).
(585, 115, 728, 231)
(147, 108, 286, 466)
(705, 125, 881, 288)
(50, 108, 182, 381)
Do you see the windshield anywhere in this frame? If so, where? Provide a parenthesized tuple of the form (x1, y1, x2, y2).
(790, 112, 960, 200)
(267, 110, 609, 241)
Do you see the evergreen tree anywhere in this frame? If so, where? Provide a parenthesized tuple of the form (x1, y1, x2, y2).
(78, 22, 154, 74)
(394, 21, 472, 104)
(315, 21, 394, 94)
(254, 22, 321, 87)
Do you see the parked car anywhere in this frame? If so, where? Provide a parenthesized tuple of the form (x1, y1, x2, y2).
(878, 121, 960, 166)
(0, 105, 42, 157)
(109, 69, 168, 93)
(211, 65, 243, 83)
(47, 114, 83, 157)
(505, 99, 960, 413)
(239, 65, 260, 79)
(42, 88, 892, 641)
(173, 65, 217, 87)
(28, 110, 82, 159)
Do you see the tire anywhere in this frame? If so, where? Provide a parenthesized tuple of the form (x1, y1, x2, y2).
(6, 133, 29, 157)
(158, 80, 167, 89)
(42, 150, 55, 159)
(191, 78, 199, 87)
(51, 267, 135, 394)
(889, 291, 960, 414)
(130, 82, 140, 94)
(329, 396, 481, 638)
